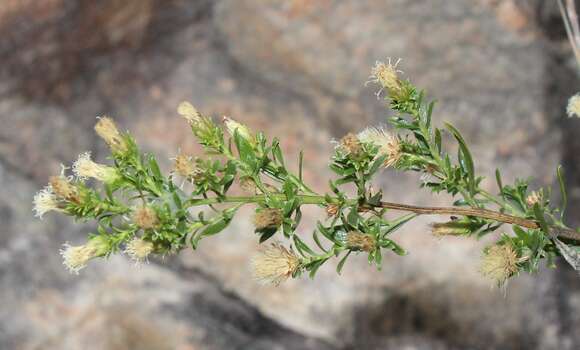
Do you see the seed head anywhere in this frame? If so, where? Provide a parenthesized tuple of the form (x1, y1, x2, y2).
(223, 116, 254, 143)
(49, 176, 80, 203)
(33, 185, 60, 218)
(60, 236, 110, 274)
(72, 152, 120, 184)
(177, 101, 202, 125)
(480, 243, 519, 286)
(240, 176, 258, 194)
(94, 117, 128, 154)
(173, 152, 196, 178)
(345, 231, 376, 252)
(124, 237, 154, 264)
(251, 243, 301, 285)
(339, 133, 364, 159)
(526, 191, 541, 207)
(369, 59, 403, 99)
(132, 205, 159, 230)
(358, 127, 402, 167)
(567, 94, 580, 118)
(253, 208, 283, 230)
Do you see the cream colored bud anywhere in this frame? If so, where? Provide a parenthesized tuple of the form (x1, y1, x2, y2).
(357, 127, 402, 167)
(567, 94, 580, 118)
(60, 236, 110, 274)
(49, 176, 80, 203)
(345, 231, 376, 252)
(526, 191, 541, 207)
(72, 152, 120, 184)
(223, 116, 254, 143)
(33, 185, 60, 218)
(124, 237, 154, 264)
(132, 205, 159, 230)
(339, 133, 363, 159)
(251, 243, 301, 286)
(369, 59, 404, 99)
(177, 101, 201, 125)
(95, 117, 128, 154)
(173, 152, 196, 178)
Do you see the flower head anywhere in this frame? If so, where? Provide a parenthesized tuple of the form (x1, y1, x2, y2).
(124, 237, 154, 264)
(526, 191, 541, 207)
(567, 93, 580, 118)
(94, 117, 128, 154)
(178, 101, 202, 125)
(253, 208, 283, 230)
(49, 175, 80, 203)
(339, 133, 364, 159)
(358, 127, 402, 167)
(239, 176, 258, 194)
(326, 204, 340, 217)
(344, 231, 376, 252)
(33, 185, 60, 218)
(368, 59, 404, 99)
(173, 152, 196, 178)
(480, 243, 519, 286)
(60, 236, 110, 274)
(223, 116, 254, 144)
(251, 243, 301, 285)
(72, 152, 120, 184)
(132, 205, 159, 230)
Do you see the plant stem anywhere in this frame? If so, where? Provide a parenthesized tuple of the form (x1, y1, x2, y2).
(184, 194, 580, 241)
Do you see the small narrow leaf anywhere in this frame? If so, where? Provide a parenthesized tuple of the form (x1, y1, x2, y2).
(445, 122, 475, 196)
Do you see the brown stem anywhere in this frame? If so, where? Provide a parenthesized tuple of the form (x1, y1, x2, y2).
(375, 201, 580, 241)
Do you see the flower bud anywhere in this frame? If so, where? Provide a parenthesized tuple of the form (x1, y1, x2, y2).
(369, 59, 404, 99)
(173, 152, 196, 178)
(94, 117, 128, 154)
(33, 185, 60, 218)
(480, 243, 519, 286)
(325, 204, 340, 217)
(339, 133, 363, 159)
(177, 101, 201, 125)
(525, 191, 541, 207)
(223, 116, 254, 144)
(72, 152, 120, 184)
(251, 243, 301, 285)
(49, 176, 80, 203)
(567, 93, 580, 118)
(344, 231, 376, 252)
(132, 205, 159, 230)
(430, 221, 470, 237)
(253, 208, 283, 230)
(60, 235, 110, 274)
(357, 127, 402, 167)
(124, 237, 154, 264)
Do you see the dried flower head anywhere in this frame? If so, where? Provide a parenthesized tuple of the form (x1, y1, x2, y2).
(240, 176, 258, 194)
(358, 127, 402, 167)
(430, 222, 470, 238)
(251, 243, 301, 285)
(567, 93, 580, 118)
(368, 59, 403, 98)
(173, 152, 196, 178)
(33, 185, 60, 218)
(60, 236, 110, 274)
(526, 191, 541, 207)
(339, 133, 364, 159)
(326, 204, 340, 217)
(72, 152, 120, 184)
(480, 243, 519, 286)
(223, 116, 254, 144)
(124, 237, 154, 264)
(345, 231, 376, 252)
(94, 117, 128, 154)
(253, 208, 283, 230)
(177, 101, 202, 125)
(49, 176, 79, 203)
(132, 205, 159, 230)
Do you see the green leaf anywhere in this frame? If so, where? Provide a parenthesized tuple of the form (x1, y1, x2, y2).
(445, 122, 475, 196)
(557, 165, 567, 219)
(532, 204, 549, 234)
(299, 150, 304, 181)
(336, 250, 352, 275)
(149, 156, 163, 180)
(312, 230, 329, 253)
(293, 235, 316, 257)
(382, 213, 417, 238)
(272, 139, 285, 166)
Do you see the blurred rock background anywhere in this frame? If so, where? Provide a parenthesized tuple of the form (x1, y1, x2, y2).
(1, 0, 580, 349)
